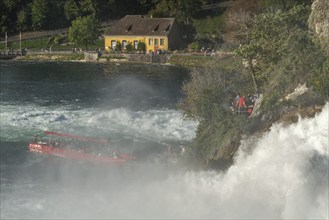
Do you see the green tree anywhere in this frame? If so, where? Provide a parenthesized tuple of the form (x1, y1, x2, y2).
(0, 0, 20, 33)
(64, 0, 97, 21)
(138, 0, 160, 12)
(16, 8, 29, 31)
(31, 0, 49, 30)
(235, 5, 312, 91)
(149, 0, 171, 17)
(150, 0, 202, 24)
(80, 0, 96, 16)
(68, 16, 101, 50)
(175, 0, 202, 24)
(64, 0, 80, 21)
(264, 0, 313, 10)
(92, 0, 117, 20)
(47, 0, 69, 29)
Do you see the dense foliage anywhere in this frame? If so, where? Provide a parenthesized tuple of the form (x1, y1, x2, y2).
(0, 0, 154, 34)
(181, 0, 328, 169)
(0, 0, 210, 35)
(180, 63, 248, 167)
(68, 16, 101, 50)
(148, 0, 203, 25)
(235, 4, 328, 101)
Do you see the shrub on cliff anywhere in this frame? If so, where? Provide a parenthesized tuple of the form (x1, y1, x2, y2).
(235, 5, 328, 99)
(181, 4, 328, 169)
(179, 61, 253, 167)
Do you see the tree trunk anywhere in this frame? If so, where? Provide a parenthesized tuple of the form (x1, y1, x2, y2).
(248, 58, 258, 92)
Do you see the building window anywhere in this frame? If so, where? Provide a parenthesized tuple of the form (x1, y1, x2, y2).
(134, 40, 138, 49)
(149, 38, 153, 46)
(126, 24, 133, 32)
(154, 39, 159, 46)
(160, 38, 165, 46)
(153, 25, 159, 32)
(165, 24, 171, 32)
(122, 40, 127, 49)
(111, 40, 116, 50)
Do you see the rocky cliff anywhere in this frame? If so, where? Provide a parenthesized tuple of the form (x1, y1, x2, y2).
(308, 0, 329, 55)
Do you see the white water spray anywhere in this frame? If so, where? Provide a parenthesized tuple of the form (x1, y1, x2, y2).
(1, 104, 328, 219)
(103, 103, 328, 219)
(0, 104, 197, 143)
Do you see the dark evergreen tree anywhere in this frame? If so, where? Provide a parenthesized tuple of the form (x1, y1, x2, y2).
(150, 0, 202, 24)
(64, 0, 80, 21)
(47, 0, 69, 29)
(31, 0, 49, 30)
(16, 8, 29, 31)
(0, 0, 22, 33)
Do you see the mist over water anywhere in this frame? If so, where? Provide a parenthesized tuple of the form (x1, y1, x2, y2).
(1, 62, 328, 219)
(2, 104, 328, 219)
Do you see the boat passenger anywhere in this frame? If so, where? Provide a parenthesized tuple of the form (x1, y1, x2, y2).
(180, 146, 186, 156)
(167, 144, 172, 156)
(112, 150, 117, 159)
(34, 135, 39, 143)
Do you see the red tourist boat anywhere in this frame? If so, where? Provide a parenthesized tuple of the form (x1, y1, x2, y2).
(28, 131, 136, 164)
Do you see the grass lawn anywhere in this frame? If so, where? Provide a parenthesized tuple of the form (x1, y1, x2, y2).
(168, 54, 241, 70)
(0, 36, 104, 51)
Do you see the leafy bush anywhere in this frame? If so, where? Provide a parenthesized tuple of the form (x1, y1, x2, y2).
(309, 58, 329, 98)
(115, 41, 122, 51)
(137, 41, 146, 53)
(54, 35, 67, 44)
(126, 41, 133, 52)
(188, 41, 201, 52)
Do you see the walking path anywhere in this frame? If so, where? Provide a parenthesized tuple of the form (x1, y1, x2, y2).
(0, 21, 118, 43)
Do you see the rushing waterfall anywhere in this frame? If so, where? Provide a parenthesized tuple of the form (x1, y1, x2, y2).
(1, 62, 327, 219)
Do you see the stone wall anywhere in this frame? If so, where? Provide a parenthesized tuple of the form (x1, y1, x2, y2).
(124, 54, 171, 63)
(84, 52, 99, 61)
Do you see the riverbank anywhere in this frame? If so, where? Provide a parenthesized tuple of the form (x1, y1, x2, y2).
(14, 53, 85, 62)
(11, 51, 238, 68)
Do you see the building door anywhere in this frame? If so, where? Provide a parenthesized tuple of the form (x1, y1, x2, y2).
(111, 40, 116, 50)
(122, 40, 127, 49)
(154, 46, 159, 54)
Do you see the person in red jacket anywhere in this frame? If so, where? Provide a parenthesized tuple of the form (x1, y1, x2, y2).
(236, 95, 246, 113)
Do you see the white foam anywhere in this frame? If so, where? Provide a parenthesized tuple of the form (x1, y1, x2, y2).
(0, 104, 197, 142)
(1, 103, 328, 219)
(106, 103, 328, 219)
(86, 107, 197, 141)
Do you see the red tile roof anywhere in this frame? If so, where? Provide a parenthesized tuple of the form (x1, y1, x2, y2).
(106, 15, 176, 36)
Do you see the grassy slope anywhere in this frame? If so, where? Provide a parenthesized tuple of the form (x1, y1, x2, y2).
(0, 37, 104, 51)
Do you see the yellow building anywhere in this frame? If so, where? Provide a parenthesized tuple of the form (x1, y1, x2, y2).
(105, 15, 181, 53)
